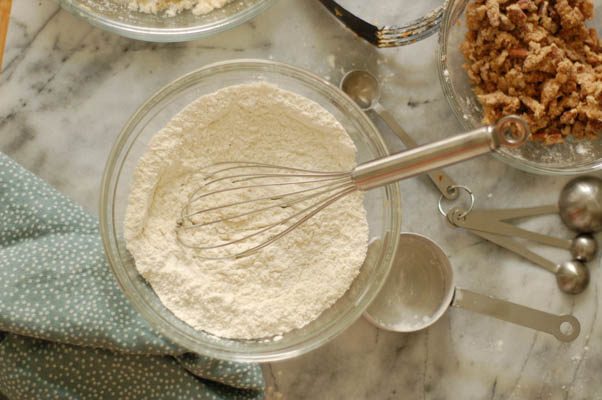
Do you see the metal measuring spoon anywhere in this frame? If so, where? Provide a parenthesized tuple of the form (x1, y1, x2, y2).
(445, 176, 602, 294)
(340, 70, 458, 199)
(559, 176, 602, 233)
(364, 233, 580, 342)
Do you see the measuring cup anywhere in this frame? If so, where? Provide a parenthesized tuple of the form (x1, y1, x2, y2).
(364, 233, 581, 342)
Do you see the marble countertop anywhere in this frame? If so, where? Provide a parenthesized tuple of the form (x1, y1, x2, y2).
(2, 1, 600, 399)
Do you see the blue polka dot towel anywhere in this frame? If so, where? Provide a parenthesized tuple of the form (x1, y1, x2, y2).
(0, 153, 264, 399)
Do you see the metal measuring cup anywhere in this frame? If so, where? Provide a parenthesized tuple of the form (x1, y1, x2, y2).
(364, 233, 580, 342)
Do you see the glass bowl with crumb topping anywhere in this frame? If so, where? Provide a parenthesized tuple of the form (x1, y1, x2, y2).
(59, 0, 275, 42)
(438, 0, 602, 175)
(100, 59, 401, 362)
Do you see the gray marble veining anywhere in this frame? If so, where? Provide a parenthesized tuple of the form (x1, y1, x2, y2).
(2, 1, 600, 399)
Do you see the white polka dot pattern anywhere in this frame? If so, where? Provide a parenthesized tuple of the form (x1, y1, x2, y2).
(0, 154, 264, 399)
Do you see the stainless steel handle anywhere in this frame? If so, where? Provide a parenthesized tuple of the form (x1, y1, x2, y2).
(452, 288, 580, 342)
(468, 229, 559, 273)
(352, 115, 528, 191)
(450, 206, 572, 250)
(352, 126, 494, 190)
(373, 103, 458, 199)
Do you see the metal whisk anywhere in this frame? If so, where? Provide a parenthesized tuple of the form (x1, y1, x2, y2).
(176, 116, 529, 259)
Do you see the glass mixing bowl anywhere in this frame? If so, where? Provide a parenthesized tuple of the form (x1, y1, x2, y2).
(59, 0, 275, 42)
(438, 0, 602, 175)
(100, 59, 401, 362)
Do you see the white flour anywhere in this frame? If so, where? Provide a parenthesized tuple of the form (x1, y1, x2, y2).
(123, 0, 232, 16)
(125, 83, 369, 339)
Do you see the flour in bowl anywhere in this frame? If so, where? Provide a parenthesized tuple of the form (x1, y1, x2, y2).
(125, 83, 369, 339)
(124, 0, 232, 16)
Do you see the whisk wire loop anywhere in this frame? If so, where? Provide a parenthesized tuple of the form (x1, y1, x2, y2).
(175, 161, 361, 259)
(188, 174, 350, 204)
(199, 161, 347, 177)
(176, 179, 356, 259)
(180, 179, 355, 227)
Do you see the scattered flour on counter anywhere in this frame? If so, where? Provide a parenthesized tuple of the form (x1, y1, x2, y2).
(125, 82, 369, 339)
(123, 0, 232, 16)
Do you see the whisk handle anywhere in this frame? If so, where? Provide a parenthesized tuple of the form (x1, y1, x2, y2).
(351, 116, 528, 191)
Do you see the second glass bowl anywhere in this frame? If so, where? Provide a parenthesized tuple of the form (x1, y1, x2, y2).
(100, 59, 401, 362)
(438, 0, 602, 175)
(59, 0, 275, 42)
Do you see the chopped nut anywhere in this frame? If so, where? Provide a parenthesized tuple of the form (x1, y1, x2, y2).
(525, 26, 548, 43)
(508, 47, 529, 57)
(555, 0, 585, 30)
(517, 0, 537, 11)
(541, 79, 561, 106)
(521, 96, 545, 118)
(580, 0, 594, 19)
(499, 13, 516, 30)
(523, 43, 564, 73)
(478, 91, 521, 121)
(507, 4, 527, 26)
(560, 109, 578, 125)
(486, 0, 501, 27)
(517, 0, 530, 10)
(462, 0, 602, 143)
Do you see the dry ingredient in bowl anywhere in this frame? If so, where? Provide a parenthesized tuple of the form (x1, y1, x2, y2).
(123, 0, 231, 16)
(125, 83, 369, 340)
(462, 0, 602, 144)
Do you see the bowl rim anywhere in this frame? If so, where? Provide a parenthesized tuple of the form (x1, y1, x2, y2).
(58, 0, 276, 42)
(390, 2, 446, 46)
(437, 0, 602, 175)
(99, 58, 402, 361)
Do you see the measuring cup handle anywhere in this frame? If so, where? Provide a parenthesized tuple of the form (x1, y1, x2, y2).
(452, 288, 580, 342)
